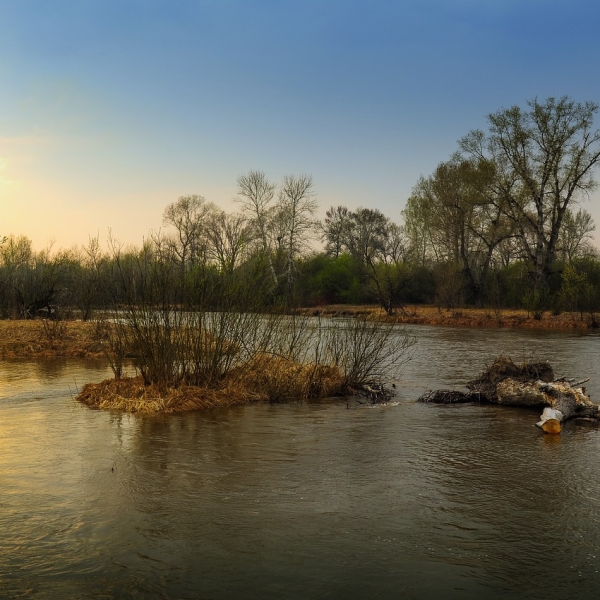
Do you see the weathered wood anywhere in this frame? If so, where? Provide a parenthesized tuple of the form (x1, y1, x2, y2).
(417, 390, 480, 404)
(420, 357, 597, 434)
(358, 382, 395, 403)
(466, 356, 554, 402)
(496, 378, 598, 434)
(537, 407, 564, 434)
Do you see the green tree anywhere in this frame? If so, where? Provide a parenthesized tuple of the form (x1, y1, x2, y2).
(322, 205, 353, 258)
(460, 96, 600, 294)
(404, 157, 513, 305)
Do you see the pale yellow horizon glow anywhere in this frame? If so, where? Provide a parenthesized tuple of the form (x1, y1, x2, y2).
(2, 132, 600, 253)
(1, 132, 242, 251)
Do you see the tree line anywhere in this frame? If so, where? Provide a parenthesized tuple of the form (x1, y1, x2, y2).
(1, 96, 600, 321)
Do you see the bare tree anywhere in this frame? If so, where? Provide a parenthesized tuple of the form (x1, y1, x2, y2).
(72, 235, 105, 320)
(277, 173, 318, 290)
(162, 195, 217, 272)
(236, 170, 278, 287)
(205, 210, 254, 274)
(382, 222, 409, 265)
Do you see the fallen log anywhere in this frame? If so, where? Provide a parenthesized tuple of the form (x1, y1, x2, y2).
(496, 378, 598, 433)
(356, 382, 396, 403)
(466, 356, 554, 402)
(418, 357, 598, 434)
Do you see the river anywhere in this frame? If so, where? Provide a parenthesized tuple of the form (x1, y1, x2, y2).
(1, 324, 599, 599)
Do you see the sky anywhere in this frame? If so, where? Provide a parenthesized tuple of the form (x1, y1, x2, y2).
(2, 0, 600, 250)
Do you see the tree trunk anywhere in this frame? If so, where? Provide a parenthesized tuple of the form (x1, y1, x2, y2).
(419, 357, 597, 434)
(496, 378, 597, 434)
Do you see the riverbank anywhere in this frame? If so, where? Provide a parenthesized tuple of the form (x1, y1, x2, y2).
(0, 306, 595, 361)
(300, 304, 598, 330)
(0, 319, 105, 359)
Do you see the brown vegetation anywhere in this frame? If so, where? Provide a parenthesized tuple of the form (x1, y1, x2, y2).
(0, 319, 105, 359)
(77, 376, 253, 414)
(300, 304, 597, 330)
(0, 303, 592, 362)
(77, 355, 346, 415)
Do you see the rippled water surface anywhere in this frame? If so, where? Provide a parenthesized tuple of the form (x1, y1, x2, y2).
(1, 325, 600, 599)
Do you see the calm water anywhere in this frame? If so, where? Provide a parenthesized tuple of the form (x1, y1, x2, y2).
(1, 325, 600, 599)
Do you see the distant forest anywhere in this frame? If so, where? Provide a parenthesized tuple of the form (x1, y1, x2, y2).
(2, 96, 600, 320)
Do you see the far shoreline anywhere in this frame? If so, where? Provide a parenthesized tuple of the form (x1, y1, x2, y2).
(298, 304, 599, 332)
(0, 305, 596, 361)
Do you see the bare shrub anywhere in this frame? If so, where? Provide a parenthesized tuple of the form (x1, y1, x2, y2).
(320, 317, 415, 392)
(91, 237, 415, 410)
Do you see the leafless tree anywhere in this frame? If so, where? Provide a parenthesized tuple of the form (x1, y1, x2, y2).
(162, 194, 217, 272)
(276, 173, 318, 289)
(236, 170, 278, 287)
(205, 210, 254, 273)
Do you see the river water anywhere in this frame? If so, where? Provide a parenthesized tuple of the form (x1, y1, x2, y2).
(1, 324, 600, 599)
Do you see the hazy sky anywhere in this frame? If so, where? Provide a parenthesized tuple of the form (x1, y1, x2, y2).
(2, 0, 600, 249)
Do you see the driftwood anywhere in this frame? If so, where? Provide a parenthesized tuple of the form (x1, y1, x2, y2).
(418, 356, 597, 434)
(497, 378, 597, 433)
(356, 382, 395, 404)
(417, 389, 481, 404)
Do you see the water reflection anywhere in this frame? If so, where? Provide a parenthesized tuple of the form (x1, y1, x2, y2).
(1, 326, 600, 598)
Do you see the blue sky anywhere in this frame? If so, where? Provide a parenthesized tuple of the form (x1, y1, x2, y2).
(2, 0, 600, 248)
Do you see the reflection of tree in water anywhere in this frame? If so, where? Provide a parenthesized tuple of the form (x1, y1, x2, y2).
(34, 357, 69, 380)
(32, 357, 111, 383)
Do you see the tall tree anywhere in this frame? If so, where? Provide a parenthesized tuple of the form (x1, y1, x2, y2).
(236, 170, 278, 287)
(162, 194, 216, 271)
(460, 96, 600, 290)
(346, 207, 389, 264)
(556, 208, 597, 263)
(277, 174, 318, 291)
(322, 205, 353, 258)
(205, 210, 253, 274)
(404, 157, 513, 304)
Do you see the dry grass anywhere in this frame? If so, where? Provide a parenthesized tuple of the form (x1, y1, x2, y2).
(77, 356, 346, 415)
(0, 319, 106, 359)
(236, 353, 345, 402)
(300, 304, 596, 330)
(77, 375, 255, 414)
(0, 304, 588, 361)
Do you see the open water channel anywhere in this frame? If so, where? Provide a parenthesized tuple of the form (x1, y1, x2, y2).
(1, 323, 600, 599)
